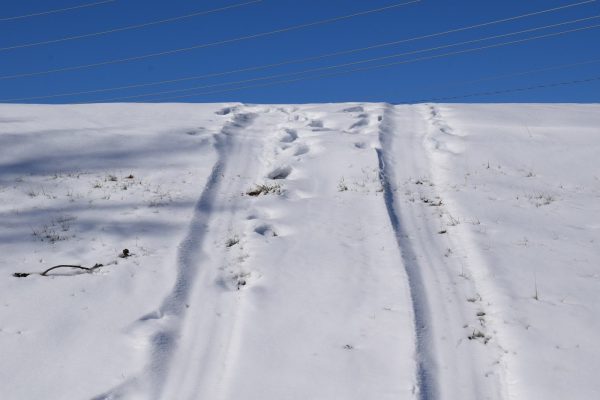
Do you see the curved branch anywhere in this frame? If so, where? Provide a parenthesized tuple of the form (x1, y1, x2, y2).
(41, 265, 89, 276)
(13, 263, 104, 278)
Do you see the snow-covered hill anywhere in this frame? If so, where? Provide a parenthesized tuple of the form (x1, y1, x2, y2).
(1, 103, 599, 400)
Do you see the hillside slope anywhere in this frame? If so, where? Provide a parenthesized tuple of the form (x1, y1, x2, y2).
(1, 103, 598, 400)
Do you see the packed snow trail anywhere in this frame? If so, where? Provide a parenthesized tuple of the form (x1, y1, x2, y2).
(145, 111, 258, 399)
(377, 104, 437, 400)
(420, 104, 600, 400)
(210, 104, 423, 399)
(153, 107, 263, 400)
(155, 104, 421, 399)
(378, 105, 506, 400)
(91, 107, 258, 400)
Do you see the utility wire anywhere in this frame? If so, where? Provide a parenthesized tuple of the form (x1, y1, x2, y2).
(0, 0, 115, 22)
(421, 58, 600, 91)
(114, 58, 600, 102)
(0, 0, 263, 52)
(2, 0, 595, 102)
(140, 22, 600, 102)
(407, 75, 600, 103)
(0, 0, 422, 80)
(98, 16, 600, 101)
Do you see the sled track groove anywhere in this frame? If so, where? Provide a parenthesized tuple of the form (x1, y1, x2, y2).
(376, 104, 437, 400)
(147, 112, 256, 400)
(93, 111, 256, 400)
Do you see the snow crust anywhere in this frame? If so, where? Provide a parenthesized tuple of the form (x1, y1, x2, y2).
(0, 103, 598, 399)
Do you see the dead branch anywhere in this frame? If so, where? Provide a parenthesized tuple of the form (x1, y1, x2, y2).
(13, 263, 104, 278)
(11, 248, 131, 278)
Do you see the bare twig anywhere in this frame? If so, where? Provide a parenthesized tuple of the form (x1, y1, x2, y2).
(12, 248, 131, 278)
(41, 264, 92, 276)
(13, 263, 104, 278)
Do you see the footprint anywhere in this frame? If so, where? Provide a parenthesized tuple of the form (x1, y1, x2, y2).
(429, 106, 439, 118)
(254, 224, 277, 237)
(280, 128, 298, 143)
(308, 120, 323, 128)
(437, 124, 463, 137)
(292, 144, 310, 156)
(354, 142, 367, 149)
(309, 120, 331, 132)
(350, 118, 368, 130)
(267, 165, 292, 180)
(341, 106, 364, 113)
(215, 107, 236, 115)
(138, 310, 163, 321)
(277, 106, 298, 114)
(231, 112, 256, 127)
(185, 128, 202, 136)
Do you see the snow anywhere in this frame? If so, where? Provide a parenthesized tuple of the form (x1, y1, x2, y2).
(0, 102, 599, 400)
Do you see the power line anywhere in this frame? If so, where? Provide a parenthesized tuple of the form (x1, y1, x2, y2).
(139, 22, 600, 102)
(0, 0, 263, 52)
(345, 0, 597, 55)
(0, 0, 115, 22)
(117, 58, 600, 102)
(98, 16, 600, 101)
(0, 0, 421, 80)
(407, 75, 600, 103)
(1, 0, 595, 102)
(5, 0, 593, 53)
(421, 58, 600, 91)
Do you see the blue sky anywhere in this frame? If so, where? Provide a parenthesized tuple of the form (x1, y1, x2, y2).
(1, 0, 599, 103)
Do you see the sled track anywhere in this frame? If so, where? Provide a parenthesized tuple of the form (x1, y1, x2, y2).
(376, 104, 437, 400)
(93, 111, 256, 400)
(147, 112, 256, 400)
(144, 138, 227, 399)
